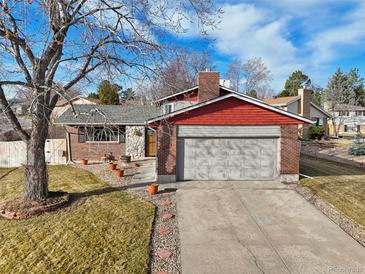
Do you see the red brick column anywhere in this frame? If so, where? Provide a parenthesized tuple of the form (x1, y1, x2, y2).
(156, 123, 177, 181)
(280, 125, 300, 175)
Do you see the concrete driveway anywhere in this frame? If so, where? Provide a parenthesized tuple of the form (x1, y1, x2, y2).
(177, 181, 365, 274)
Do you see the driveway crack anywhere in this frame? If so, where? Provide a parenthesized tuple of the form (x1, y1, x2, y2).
(225, 185, 292, 274)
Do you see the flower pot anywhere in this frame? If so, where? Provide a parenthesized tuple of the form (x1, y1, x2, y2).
(108, 163, 117, 171)
(115, 169, 124, 177)
(81, 159, 88, 165)
(147, 184, 159, 195)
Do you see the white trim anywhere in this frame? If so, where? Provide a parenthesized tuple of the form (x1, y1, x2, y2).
(147, 93, 314, 124)
(154, 86, 198, 102)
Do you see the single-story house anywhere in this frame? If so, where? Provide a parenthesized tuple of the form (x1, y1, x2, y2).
(55, 71, 313, 183)
(54, 105, 161, 160)
(264, 91, 331, 137)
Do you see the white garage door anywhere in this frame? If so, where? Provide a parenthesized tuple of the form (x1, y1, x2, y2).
(176, 126, 280, 181)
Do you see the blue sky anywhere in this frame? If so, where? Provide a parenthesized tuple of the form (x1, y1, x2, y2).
(174, 0, 365, 91)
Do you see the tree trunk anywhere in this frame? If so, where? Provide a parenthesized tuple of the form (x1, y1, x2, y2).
(24, 114, 49, 201)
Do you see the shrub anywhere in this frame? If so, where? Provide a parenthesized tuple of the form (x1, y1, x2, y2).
(308, 125, 325, 140)
(348, 133, 365, 156)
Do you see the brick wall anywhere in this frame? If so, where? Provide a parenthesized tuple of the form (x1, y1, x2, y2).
(67, 126, 125, 161)
(156, 123, 177, 175)
(280, 125, 300, 174)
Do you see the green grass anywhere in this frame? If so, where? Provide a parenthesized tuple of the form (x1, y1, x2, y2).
(300, 155, 365, 227)
(0, 166, 155, 274)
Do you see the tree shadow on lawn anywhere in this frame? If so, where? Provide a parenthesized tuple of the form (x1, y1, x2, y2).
(68, 186, 127, 204)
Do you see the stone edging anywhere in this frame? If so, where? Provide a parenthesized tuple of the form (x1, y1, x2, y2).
(294, 184, 365, 247)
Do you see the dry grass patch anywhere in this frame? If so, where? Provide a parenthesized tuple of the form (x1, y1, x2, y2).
(0, 165, 155, 273)
(300, 155, 365, 227)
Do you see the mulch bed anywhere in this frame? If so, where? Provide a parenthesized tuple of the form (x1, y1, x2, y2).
(294, 184, 365, 247)
(0, 191, 70, 220)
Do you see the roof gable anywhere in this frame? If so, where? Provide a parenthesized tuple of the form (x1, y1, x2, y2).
(148, 93, 313, 124)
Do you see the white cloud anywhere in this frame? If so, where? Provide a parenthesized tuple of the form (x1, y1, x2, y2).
(309, 1, 365, 64)
(210, 3, 301, 89)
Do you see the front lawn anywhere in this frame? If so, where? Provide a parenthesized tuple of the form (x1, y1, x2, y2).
(0, 166, 155, 273)
(300, 155, 365, 227)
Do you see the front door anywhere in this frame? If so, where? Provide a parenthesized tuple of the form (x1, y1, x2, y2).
(146, 129, 157, 157)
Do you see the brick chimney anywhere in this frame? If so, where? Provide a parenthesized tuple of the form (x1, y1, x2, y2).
(298, 88, 311, 138)
(197, 71, 220, 102)
(298, 88, 311, 118)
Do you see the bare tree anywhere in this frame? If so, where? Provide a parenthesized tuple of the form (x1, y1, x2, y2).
(225, 59, 242, 92)
(0, 0, 220, 201)
(242, 57, 272, 98)
(148, 49, 215, 98)
(225, 57, 272, 98)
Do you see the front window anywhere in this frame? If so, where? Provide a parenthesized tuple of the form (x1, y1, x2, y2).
(78, 126, 125, 143)
(339, 111, 349, 116)
(355, 111, 365, 116)
(344, 125, 348, 132)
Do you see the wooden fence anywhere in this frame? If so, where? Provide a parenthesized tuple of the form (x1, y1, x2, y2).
(0, 139, 67, 168)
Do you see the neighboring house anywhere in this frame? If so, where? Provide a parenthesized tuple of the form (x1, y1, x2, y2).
(51, 96, 100, 121)
(54, 105, 161, 161)
(6, 98, 30, 115)
(55, 71, 313, 183)
(264, 90, 331, 136)
(323, 103, 365, 136)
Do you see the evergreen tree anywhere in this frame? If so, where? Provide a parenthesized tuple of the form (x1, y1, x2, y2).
(348, 132, 365, 156)
(98, 80, 120, 105)
(348, 68, 365, 106)
(120, 88, 136, 101)
(87, 92, 99, 99)
(279, 70, 309, 97)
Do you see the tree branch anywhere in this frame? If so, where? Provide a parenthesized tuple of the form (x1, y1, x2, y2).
(0, 85, 30, 141)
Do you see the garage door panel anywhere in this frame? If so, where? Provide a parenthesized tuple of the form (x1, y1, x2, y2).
(243, 169, 258, 179)
(227, 158, 242, 167)
(209, 167, 227, 180)
(228, 168, 244, 180)
(178, 136, 279, 181)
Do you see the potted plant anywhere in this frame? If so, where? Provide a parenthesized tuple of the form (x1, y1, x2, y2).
(108, 162, 117, 171)
(81, 159, 88, 165)
(115, 169, 124, 177)
(147, 184, 159, 195)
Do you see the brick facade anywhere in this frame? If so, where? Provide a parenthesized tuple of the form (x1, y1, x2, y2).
(156, 123, 177, 176)
(67, 126, 125, 161)
(280, 125, 300, 174)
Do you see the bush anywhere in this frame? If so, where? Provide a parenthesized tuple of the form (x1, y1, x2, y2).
(348, 133, 365, 156)
(308, 125, 325, 140)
